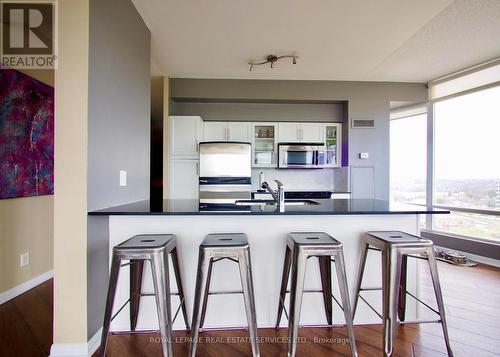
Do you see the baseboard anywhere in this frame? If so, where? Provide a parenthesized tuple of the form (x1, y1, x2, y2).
(87, 328, 102, 356)
(0, 270, 53, 305)
(49, 327, 102, 357)
(49, 344, 88, 357)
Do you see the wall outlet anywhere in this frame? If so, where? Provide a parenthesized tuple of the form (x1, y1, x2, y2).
(119, 170, 127, 186)
(359, 152, 369, 159)
(20, 252, 29, 267)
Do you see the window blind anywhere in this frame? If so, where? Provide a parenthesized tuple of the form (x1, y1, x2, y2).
(390, 103, 427, 120)
(428, 58, 500, 101)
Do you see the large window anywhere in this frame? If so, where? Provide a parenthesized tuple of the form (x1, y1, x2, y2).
(390, 85, 500, 242)
(390, 113, 427, 205)
(433, 86, 500, 241)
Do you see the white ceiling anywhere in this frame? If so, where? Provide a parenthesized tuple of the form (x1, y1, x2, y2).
(133, 0, 500, 83)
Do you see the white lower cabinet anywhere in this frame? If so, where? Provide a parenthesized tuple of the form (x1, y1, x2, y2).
(169, 158, 199, 199)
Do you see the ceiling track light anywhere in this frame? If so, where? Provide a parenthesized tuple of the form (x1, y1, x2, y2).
(248, 54, 298, 71)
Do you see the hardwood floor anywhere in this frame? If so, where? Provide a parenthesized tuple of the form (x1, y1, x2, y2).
(0, 279, 53, 356)
(2, 261, 500, 357)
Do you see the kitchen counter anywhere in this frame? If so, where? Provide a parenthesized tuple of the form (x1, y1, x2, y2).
(88, 198, 448, 216)
(97, 199, 447, 333)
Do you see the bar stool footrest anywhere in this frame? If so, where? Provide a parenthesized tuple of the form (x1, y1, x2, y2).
(207, 290, 244, 295)
(357, 289, 442, 320)
(110, 294, 186, 325)
(398, 319, 442, 325)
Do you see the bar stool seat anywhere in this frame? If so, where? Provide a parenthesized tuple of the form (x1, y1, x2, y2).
(365, 231, 434, 246)
(189, 233, 259, 357)
(201, 232, 249, 247)
(99, 234, 189, 357)
(276, 232, 358, 357)
(353, 231, 453, 357)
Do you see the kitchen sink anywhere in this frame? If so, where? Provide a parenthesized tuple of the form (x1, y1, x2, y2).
(235, 199, 320, 206)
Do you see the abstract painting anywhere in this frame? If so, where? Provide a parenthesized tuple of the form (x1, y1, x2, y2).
(0, 68, 54, 199)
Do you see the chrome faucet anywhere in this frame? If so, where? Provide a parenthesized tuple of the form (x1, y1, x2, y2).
(261, 180, 285, 211)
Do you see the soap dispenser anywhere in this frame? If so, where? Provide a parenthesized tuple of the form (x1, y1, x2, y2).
(257, 171, 265, 192)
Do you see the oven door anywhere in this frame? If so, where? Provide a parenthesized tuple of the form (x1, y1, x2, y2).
(278, 144, 325, 168)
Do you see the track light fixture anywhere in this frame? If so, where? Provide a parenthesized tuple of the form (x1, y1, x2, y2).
(248, 54, 298, 71)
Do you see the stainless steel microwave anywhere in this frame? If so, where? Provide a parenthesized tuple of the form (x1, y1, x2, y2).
(278, 143, 326, 168)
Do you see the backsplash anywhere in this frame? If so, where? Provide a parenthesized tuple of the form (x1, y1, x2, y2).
(251, 168, 337, 191)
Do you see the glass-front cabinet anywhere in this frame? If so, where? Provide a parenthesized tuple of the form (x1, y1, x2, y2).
(324, 123, 342, 167)
(252, 123, 278, 167)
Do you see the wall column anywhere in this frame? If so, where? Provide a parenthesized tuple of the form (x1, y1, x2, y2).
(52, 0, 89, 355)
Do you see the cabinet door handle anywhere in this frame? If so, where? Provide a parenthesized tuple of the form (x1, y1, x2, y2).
(227, 127, 230, 140)
(196, 162, 199, 176)
(196, 140, 199, 152)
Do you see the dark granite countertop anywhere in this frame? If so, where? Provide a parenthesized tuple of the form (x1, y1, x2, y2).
(88, 199, 449, 216)
(252, 190, 351, 194)
(252, 190, 350, 199)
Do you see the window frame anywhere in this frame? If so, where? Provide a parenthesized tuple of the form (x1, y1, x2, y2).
(390, 84, 500, 244)
(389, 107, 428, 212)
(425, 85, 500, 243)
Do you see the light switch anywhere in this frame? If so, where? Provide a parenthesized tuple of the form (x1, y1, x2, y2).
(120, 170, 127, 186)
(359, 152, 369, 159)
(20, 252, 29, 267)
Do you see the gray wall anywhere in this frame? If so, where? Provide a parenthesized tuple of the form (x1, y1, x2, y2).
(87, 0, 151, 212)
(173, 100, 345, 122)
(87, 0, 151, 339)
(86, 216, 109, 339)
(170, 79, 428, 200)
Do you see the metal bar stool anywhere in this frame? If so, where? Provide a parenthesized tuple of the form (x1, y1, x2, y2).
(352, 231, 453, 357)
(275, 232, 358, 357)
(189, 233, 259, 357)
(99, 234, 190, 357)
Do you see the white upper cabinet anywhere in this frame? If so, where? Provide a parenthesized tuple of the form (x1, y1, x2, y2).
(202, 121, 252, 143)
(278, 122, 324, 143)
(203, 121, 228, 142)
(301, 123, 324, 142)
(324, 123, 342, 167)
(252, 123, 278, 167)
(228, 122, 251, 142)
(278, 123, 301, 142)
(169, 116, 203, 157)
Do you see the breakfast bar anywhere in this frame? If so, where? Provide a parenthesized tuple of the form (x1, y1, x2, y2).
(89, 199, 448, 333)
